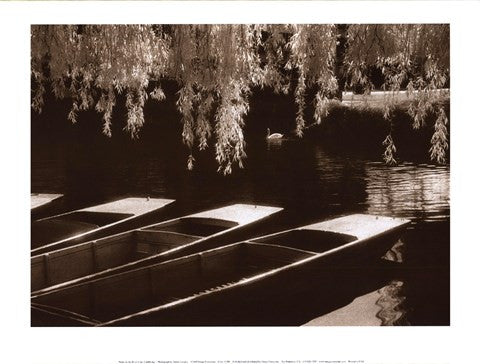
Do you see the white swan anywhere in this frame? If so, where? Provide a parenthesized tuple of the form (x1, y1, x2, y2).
(266, 128, 284, 140)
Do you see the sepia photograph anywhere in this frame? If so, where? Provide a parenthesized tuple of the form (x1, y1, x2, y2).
(30, 23, 450, 327)
(3, 0, 480, 363)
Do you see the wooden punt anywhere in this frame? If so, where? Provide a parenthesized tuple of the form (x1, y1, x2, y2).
(31, 214, 409, 326)
(31, 204, 283, 293)
(31, 197, 175, 256)
(31, 193, 64, 219)
(31, 193, 63, 211)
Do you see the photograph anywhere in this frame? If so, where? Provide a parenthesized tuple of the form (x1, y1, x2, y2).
(30, 24, 450, 327)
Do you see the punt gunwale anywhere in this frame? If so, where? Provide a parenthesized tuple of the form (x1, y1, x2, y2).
(31, 214, 409, 326)
(31, 197, 175, 256)
(31, 204, 283, 295)
(31, 193, 63, 211)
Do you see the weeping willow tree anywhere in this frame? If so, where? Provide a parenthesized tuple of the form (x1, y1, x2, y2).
(342, 24, 449, 164)
(31, 24, 449, 173)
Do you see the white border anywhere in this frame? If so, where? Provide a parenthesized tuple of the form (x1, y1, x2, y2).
(1, 1, 479, 364)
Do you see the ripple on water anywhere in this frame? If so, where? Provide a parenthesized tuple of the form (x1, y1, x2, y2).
(375, 280, 410, 326)
(364, 162, 450, 222)
(31, 139, 450, 325)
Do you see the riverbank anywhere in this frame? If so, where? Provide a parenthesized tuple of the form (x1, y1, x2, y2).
(31, 83, 450, 171)
(341, 89, 450, 109)
(304, 92, 450, 163)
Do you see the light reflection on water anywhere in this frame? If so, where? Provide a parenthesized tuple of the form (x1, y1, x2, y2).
(31, 137, 450, 325)
(364, 162, 450, 223)
(375, 280, 409, 326)
(362, 162, 449, 325)
(309, 145, 448, 325)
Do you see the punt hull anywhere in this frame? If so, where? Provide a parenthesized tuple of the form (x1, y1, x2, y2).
(104, 227, 409, 326)
(31, 204, 283, 293)
(31, 214, 409, 326)
(31, 197, 175, 256)
(31, 194, 64, 220)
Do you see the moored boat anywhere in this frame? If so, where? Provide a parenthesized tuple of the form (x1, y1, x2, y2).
(250, 213, 410, 262)
(31, 197, 175, 256)
(31, 193, 63, 219)
(31, 214, 409, 326)
(31, 193, 63, 211)
(31, 203, 283, 293)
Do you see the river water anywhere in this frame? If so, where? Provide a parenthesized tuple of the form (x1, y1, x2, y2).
(31, 131, 450, 326)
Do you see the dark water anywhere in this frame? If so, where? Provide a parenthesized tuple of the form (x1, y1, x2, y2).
(31, 130, 450, 325)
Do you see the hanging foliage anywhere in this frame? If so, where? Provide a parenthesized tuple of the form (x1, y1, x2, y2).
(31, 24, 449, 173)
(344, 24, 449, 163)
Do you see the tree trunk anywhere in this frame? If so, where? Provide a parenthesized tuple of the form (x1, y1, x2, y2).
(335, 24, 349, 100)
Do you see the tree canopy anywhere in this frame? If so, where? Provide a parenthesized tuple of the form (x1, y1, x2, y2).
(31, 24, 449, 173)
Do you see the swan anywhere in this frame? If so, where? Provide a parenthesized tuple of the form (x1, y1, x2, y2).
(266, 128, 284, 140)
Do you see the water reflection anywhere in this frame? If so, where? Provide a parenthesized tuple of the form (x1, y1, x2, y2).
(309, 145, 449, 325)
(364, 162, 450, 223)
(375, 280, 409, 326)
(31, 137, 450, 325)
(265, 138, 285, 151)
(361, 162, 449, 325)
